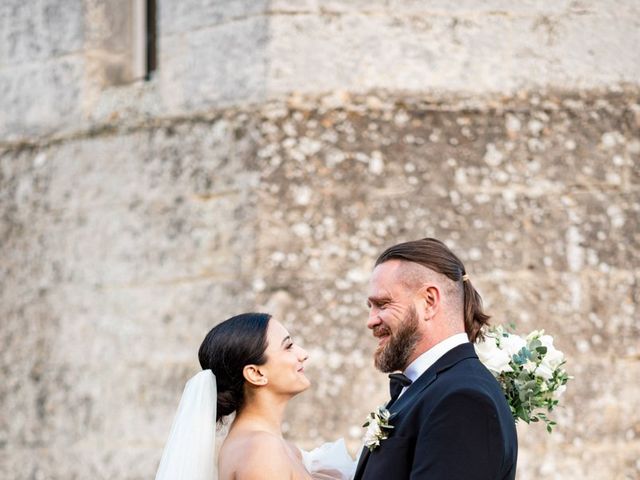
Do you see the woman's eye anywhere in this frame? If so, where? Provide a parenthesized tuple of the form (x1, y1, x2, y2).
(286, 343, 294, 350)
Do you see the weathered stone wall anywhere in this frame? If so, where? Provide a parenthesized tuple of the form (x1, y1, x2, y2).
(1, 1, 639, 479)
(2, 1, 639, 141)
(248, 91, 640, 479)
(2, 90, 638, 479)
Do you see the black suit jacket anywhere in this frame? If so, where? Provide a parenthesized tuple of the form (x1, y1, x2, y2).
(354, 343, 517, 480)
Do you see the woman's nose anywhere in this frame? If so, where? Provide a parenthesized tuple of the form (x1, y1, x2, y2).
(298, 347, 309, 362)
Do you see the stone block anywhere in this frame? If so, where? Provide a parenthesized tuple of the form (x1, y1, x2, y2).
(160, 0, 268, 35)
(0, 56, 84, 139)
(267, 12, 517, 94)
(158, 16, 268, 112)
(0, 0, 84, 65)
(269, 0, 575, 15)
(384, 0, 574, 15)
(84, 0, 147, 85)
(508, 12, 640, 90)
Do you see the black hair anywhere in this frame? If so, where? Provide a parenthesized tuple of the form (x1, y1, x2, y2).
(198, 312, 271, 421)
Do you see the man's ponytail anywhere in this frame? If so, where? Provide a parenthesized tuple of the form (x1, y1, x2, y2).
(462, 277, 490, 342)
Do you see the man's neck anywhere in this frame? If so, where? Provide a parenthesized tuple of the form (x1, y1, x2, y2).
(405, 328, 466, 367)
(403, 332, 469, 380)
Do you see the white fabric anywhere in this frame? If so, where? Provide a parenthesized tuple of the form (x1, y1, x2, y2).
(301, 438, 356, 480)
(401, 333, 469, 396)
(155, 370, 217, 480)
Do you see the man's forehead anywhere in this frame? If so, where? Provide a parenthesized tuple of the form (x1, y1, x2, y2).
(369, 260, 404, 291)
(372, 259, 403, 278)
(371, 259, 433, 290)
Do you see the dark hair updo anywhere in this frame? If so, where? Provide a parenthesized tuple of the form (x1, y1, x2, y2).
(198, 312, 271, 422)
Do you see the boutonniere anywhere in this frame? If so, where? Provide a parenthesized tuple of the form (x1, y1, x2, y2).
(362, 405, 395, 451)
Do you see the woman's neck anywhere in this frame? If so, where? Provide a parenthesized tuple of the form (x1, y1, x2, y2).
(232, 392, 289, 436)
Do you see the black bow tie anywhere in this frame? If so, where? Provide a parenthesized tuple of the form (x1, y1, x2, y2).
(388, 373, 412, 404)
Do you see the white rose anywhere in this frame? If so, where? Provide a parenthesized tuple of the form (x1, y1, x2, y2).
(539, 335, 565, 370)
(535, 362, 554, 381)
(526, 329, 544, 342)
(539, 334, 554, 348)
(522, 359, 537, 373)
(363, 421, 381, 446)
(500, 333, 527, 357)
(553, 384, 567, 400)
(475, 337, 513, 375)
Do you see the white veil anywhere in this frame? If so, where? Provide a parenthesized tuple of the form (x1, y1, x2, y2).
(155, 370, 218, 480)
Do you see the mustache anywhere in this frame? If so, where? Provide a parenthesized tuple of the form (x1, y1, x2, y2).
(373, 325, 392, 338)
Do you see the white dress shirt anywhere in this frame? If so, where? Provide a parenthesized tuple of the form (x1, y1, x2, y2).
(400, 333, 469, 397)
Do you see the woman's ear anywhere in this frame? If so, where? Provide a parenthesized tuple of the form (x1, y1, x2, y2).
(243, 365, 268, 387)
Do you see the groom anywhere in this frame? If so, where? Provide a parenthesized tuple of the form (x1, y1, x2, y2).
(354, 238, 518, 480)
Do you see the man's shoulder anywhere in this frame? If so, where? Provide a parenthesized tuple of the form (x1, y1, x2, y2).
(413, 356, 501, 404)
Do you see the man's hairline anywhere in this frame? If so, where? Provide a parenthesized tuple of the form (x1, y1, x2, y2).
(378, 258, 439, 290)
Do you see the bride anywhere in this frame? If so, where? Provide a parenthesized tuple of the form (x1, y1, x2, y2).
(155, 312, 355, 480)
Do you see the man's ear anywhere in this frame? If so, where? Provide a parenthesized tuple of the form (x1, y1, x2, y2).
(243, 365, 268, 387)
(418, 284, 440, 319)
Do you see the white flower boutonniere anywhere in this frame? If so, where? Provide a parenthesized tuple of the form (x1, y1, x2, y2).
(362, 405, 394, 451)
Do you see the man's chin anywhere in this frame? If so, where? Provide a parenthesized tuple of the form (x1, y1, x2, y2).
(374, 352, 392, 373)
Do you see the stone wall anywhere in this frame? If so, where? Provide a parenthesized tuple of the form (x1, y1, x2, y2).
(2, 0, 639, 141)
(1, 1, 639, 479)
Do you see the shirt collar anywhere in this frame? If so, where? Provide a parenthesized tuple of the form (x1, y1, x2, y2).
(403, 333, 470, 384)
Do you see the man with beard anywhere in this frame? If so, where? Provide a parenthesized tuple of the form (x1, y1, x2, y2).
(354, 238, 518, 480)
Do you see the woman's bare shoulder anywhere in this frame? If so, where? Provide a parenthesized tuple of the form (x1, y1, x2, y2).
(220, 431, 299, 479)
(224, 430, 287, 452)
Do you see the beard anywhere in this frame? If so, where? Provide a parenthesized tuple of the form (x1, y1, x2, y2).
(373, 306, 422, 373)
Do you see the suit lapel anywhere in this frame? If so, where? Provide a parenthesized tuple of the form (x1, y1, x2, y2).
(391, 343, 478, 415)
(354, 446, 370, 480)
(353, 343, 478, 479)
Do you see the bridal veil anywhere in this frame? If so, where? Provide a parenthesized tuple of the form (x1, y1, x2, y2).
(155, 370, 217, 480)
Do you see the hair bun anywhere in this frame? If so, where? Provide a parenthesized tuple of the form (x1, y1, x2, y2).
(199, 313, 271, 422)
(216, 389, 239, 421)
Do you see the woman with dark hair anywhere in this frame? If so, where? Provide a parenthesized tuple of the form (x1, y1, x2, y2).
(155, 313, 354, 480)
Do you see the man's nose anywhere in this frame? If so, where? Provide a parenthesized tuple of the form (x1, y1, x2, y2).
(367, 308, 381, 330)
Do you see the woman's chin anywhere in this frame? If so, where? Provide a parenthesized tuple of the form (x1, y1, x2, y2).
(296, 377, 311, 393)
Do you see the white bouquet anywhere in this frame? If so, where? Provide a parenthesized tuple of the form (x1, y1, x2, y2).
(474, 325, 571, 432)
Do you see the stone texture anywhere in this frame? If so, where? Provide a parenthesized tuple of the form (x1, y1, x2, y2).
(158, 16, 269, 113)
(1, 118, 261, 479)
(0, 56, 85, 138)
(1, 1, 639, 480)
(0, 0, 85, 65)
(243, 95, 640, 475)
(83, 0, 147, 85)
(2, 0, 640, 141)
(2, 90, 639, 480)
